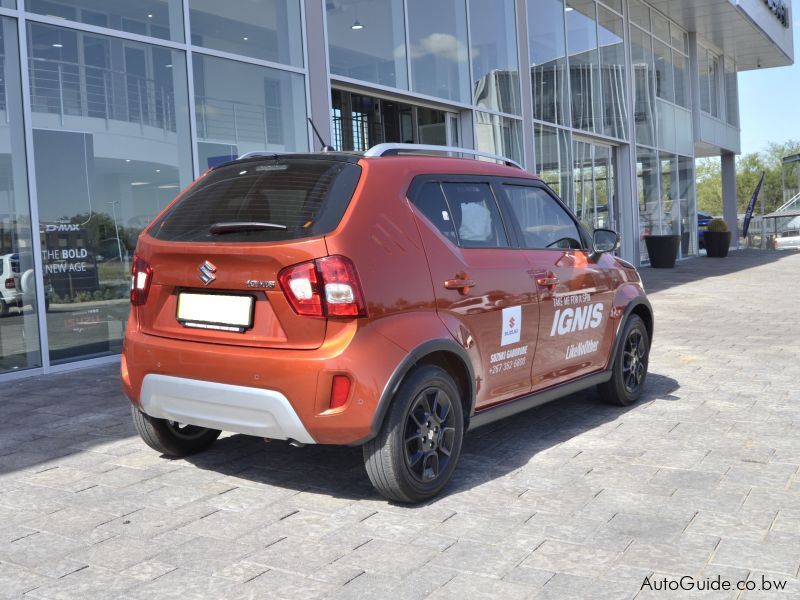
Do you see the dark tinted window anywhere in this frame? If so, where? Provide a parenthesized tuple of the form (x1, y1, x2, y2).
(504, 185, 583, 249)
(440, 182, 509, 248)
(150, 158, 361, 243)
(411, 183, 458, 243)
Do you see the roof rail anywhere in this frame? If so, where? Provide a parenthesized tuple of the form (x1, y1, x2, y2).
(363, 143, 523, 170)
(237, 151, 279, 159)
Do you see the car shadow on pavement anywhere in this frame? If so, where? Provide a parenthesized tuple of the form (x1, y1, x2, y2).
(180, 372, 681, 504)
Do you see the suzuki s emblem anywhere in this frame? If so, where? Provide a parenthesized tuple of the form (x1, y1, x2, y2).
(198, 260, 217, 285)
(508, 316, 516, 330)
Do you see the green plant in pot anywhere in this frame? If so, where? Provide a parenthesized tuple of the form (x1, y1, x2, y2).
(704, 218, 732, 258)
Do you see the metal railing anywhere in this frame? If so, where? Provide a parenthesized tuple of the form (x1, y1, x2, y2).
(27, 58, 176, 132)
(195, 96, 281, 147)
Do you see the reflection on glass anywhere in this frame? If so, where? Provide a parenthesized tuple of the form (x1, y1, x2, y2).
(566, 0, 600, 133)
(1, 18, 42, 374)
(678, 156, 696, 257)
(327, 0, 407, 89)
(573, 141, 615, 231)
(475, 112, 523, 166)
(637, 146, 659, 262)
(528, 0, 569, 126)
(189, 0, 302, 66)
(535, 123, 573, 209)
(28, 23, 192, 364)
(407, 0, 470, 102)
(651, 12, 670, 44)
(653, 39, 674, 103)
(709, 54, 721, 118)
(699, 47, 711, 114)
(598, 7, 627, 139)
(27, 0, 184, 42)
(469, 0, 520, 115)
(673, 52, 689, 108)
(1, 0, 15, 7)
(630, 26, 655, 147)
(724, 58, 738, 127)
(628, 0, 649, 31)
(661, 154, 679, 237)
(194, 54, 308, 170)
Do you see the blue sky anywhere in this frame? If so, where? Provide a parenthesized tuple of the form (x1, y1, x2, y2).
(739, 1, 800, 155)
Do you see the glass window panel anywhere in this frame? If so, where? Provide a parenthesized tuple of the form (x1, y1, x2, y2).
(651, 11, 669, 43)
(28, 23, 192, 364)
(407, 0, 470, 102)
(566, 0, 600, 133)
(653, 39, 673, 103)
(630, 27, 655, 147)
(411, 183, 458, 244)
(1, 0, 15, 7)
(725, 58, 739, 127)
(474, 112, 523, 166)
(636, 146, 658, 262)
(670, 23, 687, 53)
(598, 7, 627, 139)
(673, 51, 690, 108)
(661, 154, 679, 237)
(709, 53, 721, 118)
(1, 17, 42, 373)
(26, 0, 184, 42)
(598, 0, 622, 14)
(440, 183, 509, 248)
(504, 185, 582, 249)
(657, 100, 676, 153)
(193, 54, 308, 170)
(678, 155, 696, 256)
(698, 47, 711, 113)
(326, 0, 407, 89)
(534, 123, 573, 209)
(189, 0, 302, 66)
(469, 0, 521, 115)
(528, 0, 569, 126)
(628, 0, 649, 31)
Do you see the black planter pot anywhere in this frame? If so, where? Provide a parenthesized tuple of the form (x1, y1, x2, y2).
(644, 235, 680, 268)
(704, 231, 732, 257)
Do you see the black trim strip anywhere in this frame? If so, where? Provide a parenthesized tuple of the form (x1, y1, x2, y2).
(467, 371, 612, 431)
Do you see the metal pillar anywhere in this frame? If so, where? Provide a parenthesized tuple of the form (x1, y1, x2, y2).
(721, 152, 739, 249)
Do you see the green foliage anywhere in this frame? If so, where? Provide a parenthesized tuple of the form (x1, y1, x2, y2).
(694, 139, 800, 216)
(708, 218, 729, 232)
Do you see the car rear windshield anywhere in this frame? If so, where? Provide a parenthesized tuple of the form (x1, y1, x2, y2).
(149, 157, 362, 243)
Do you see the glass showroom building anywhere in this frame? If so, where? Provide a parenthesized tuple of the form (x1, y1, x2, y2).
(0, 0, 793, 377)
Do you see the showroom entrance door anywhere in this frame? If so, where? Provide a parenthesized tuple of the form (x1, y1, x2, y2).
(572, 139, 618, 233)
(331, 89, 460, 151)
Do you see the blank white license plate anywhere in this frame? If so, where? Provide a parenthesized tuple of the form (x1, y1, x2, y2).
(177, 293, 254, 331)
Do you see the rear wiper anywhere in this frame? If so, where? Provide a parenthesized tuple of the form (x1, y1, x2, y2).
(209, 221, 287, 234)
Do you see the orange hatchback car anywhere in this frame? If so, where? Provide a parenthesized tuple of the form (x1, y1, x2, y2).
(122, 144, 652, 503)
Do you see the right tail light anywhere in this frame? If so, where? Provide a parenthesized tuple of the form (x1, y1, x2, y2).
(279, 255, 367, 318)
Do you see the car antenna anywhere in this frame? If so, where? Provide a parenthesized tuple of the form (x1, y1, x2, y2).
(308, 117, 335, 152)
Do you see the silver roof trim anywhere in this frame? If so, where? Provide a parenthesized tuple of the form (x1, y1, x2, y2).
(363, 143, 523, 169)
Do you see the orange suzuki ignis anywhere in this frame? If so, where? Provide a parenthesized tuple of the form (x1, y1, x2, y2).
(122, 145, 652, 503)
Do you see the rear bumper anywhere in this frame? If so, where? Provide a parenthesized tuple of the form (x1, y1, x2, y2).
(122, 320, 408, 445)
(139, 374, 315, 444)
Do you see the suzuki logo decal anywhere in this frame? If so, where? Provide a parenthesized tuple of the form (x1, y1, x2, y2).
(198, 260, 217, 285)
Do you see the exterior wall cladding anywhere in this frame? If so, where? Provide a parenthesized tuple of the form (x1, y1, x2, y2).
(0, 0, 792, 378)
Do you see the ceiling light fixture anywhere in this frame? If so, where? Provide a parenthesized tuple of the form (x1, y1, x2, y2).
(130, 182, 150, 186)
(147, 13, 153, 18)
(351, 3, 364, 30)
(243, 36, 249, 41)
(52, 43, 63, 48)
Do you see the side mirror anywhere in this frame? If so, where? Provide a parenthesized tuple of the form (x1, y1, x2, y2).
(591, 229, 620, 259)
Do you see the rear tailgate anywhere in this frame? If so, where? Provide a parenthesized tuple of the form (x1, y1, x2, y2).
(133, 155, 362, 350)
(136, 235, 328, 349)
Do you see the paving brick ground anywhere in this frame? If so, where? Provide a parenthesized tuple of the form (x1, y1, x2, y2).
(1, 249, 799, 599)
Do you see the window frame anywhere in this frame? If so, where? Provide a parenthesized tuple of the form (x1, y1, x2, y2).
(407, 174, 518, 250)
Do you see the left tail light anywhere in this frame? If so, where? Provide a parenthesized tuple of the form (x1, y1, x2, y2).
(130, 254, 153, 306)
(4, 277, 14, 289)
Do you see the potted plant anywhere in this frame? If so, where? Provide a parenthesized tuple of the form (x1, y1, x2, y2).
(644, 232, 681, 268)
(704, 218, 732, 258)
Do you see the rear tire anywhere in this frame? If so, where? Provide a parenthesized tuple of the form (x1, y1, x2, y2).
(131, 406, 221, 457)
(363, 365, 464, 503)
(598, 315, 650, 406)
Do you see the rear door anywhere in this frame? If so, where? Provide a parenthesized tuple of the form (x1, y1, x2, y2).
(136, 156, 361, 350)
(409, 178, 538, 409)
(499, 182, 615, 390)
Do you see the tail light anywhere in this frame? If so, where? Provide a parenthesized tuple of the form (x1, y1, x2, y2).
(279, 255, 366, 318)
(4, 277, 14, 289)
(130, 254, 153, 306)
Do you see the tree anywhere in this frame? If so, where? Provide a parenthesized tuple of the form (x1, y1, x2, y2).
(696, 158, 722, 214)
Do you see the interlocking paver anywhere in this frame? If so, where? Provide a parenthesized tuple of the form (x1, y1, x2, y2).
(1, 249, 800, 598)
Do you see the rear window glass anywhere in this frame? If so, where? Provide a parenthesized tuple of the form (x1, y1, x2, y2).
(149, 158, 362, 243)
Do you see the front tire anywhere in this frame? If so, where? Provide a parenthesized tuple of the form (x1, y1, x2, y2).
(363, 365, 464, 503)
(131, 406, 221, 457)
(598, 314, 650, 406)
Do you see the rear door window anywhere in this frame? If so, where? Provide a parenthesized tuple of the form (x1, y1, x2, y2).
(150, 158, 361, 243)
(440, 182, 509, 248)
